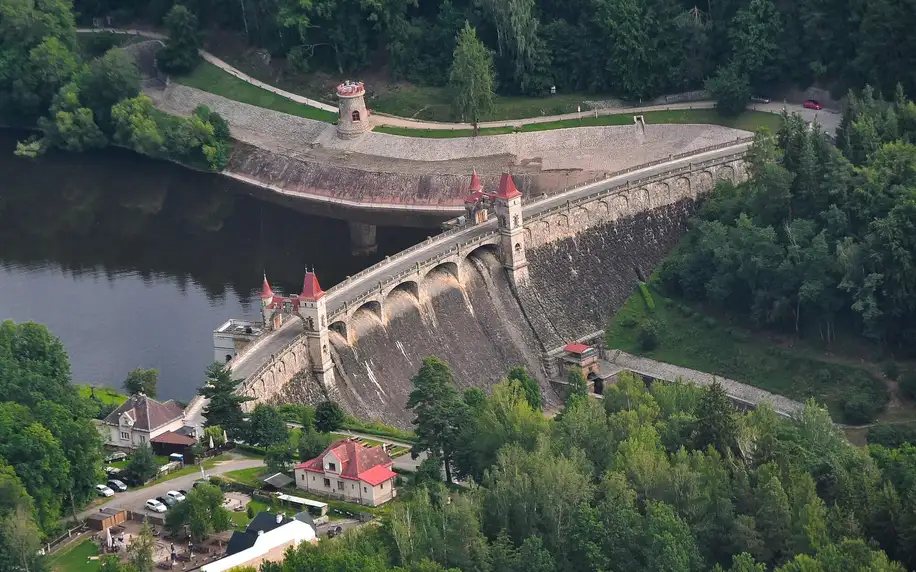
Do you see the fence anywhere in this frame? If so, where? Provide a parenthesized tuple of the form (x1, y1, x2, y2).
(43, 523, 88, 555)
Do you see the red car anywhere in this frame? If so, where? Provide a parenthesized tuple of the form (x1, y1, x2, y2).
(803, 99, 823, 110)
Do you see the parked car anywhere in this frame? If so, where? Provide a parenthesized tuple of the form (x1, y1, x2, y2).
(104, 452, 128, 463)
(146, 499, 167, 513)
(178, 489, 189, 496)
(167, 490, 186, 502)
(750, 95, 771, 103)
(803, 99, 823, 110)
(107, 479, 127, 492)
(156, 496, 178, 508)
(96, 484, 115, 497)
(192, 478, 210, 489)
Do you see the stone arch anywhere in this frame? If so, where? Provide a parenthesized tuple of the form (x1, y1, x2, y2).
(649, 181, 670, 205)
(351, 110, 361, 122)
(555, 214, 569, 228)
(596, 201, 610, 218)
(354, 300, 383, 321)
(528, 221, 549, 246)
(571, 206, 588, 226)
(386, 280, 420, 303)
(612, 194, 629, 218)
(634, 188, 651, 210)
(329, 320, 349, 341)
(465, 244, 499, 262)
(673, 176, 691, 200)
(716, 165, 736, 182)
(424, 260, 460, 282)
(695, 171, 714, 194)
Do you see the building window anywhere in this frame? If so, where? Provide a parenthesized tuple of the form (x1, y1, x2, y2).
(323, 478, 331, 487)
(381, 482, 385, 490)
(312, 476, 315, 481)
(351, 110, 361, 122)
(363, 487, 368, 493)
(328, 462, 336, 472)
(337, 481, 344, 491)
(120, 431, 130, 440)
(300, 474, 304, 481)
(139, 435, 146, 443)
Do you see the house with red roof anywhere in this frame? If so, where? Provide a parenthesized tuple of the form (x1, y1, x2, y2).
(294, 439, 397, 506)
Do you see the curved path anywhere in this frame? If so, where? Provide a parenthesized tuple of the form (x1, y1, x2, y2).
(76, 28, 841, 134)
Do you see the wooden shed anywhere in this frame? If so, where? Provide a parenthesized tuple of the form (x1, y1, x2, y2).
(86, 508, 127, 531)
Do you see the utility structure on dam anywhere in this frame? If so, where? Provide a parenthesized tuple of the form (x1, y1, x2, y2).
(216, 137, 754, 426)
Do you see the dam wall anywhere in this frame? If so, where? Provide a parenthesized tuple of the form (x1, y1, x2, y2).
(234, 149, 749, 425)
(278, 249, 552, 427)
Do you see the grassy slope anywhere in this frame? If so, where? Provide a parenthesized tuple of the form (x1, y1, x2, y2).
(607, 284, 887, 419)
(176, 62, 338, 122)
(176, 62, 777, 138)
(50, 540, 99, 572)
(76, 385, 128, 406)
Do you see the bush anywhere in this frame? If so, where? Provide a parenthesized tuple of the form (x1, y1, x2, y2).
(883, 361, 900, 380)
(618, 315, 638, 329)
(246, 505, 254, 519)
(702, 316, 717, 328)
(867, 423, 916, 448)
(637, 319, 660, 351)
(899, 371, 916, 400)
(842, 392, 881, 425)
(638, 282, 656, 311)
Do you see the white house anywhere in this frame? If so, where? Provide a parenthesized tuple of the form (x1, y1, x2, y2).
(101, 394, 185, 450)
(202, 512, 316, 572)
(294, 439, 397, 506)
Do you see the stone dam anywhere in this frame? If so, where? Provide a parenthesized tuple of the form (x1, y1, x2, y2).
(226, 144, 751, 427)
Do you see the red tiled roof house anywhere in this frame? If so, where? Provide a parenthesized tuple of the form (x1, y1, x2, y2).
(294, 439, 397, 506)
(101, 394, 186, 450)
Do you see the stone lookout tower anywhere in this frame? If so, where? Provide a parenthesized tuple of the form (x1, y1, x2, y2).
(336, 80, 370, 139)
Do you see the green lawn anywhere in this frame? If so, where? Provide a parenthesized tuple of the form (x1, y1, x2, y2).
(176, 61, 338, 122)
(77, 385, 127, 407)
(50, 540, 99, 572)
(607, 283, 888, 420)
(175, 60, 779, 138)
(223, 466, 269, 487)
(374, 109, 779, 139)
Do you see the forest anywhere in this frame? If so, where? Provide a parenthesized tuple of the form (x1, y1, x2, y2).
(233, 357, 916, 571)
(660, 87, 916, 356)
(0, 0, 230, 168)
(69, 0, 916, 104)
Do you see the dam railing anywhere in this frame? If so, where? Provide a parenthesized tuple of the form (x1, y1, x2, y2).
(241, 138, 755, 386)
(322, 136, 755, 307)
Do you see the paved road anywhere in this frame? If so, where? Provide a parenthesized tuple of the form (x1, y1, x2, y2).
(77, 28, 839, 134)
(80, 459, 264, 521)
(322, 140, 753, 318)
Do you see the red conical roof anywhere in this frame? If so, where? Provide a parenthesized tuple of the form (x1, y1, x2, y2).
(301, 270, 325, 300)
(469, 170, 483, 193)
(495, 173, 522, 199)
(260, 274, 274, 299)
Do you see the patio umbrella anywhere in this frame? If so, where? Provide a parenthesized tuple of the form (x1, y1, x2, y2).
(209, 435, 214, 449)
(105, 527, 112, 550)
(223, 429, 228, 444)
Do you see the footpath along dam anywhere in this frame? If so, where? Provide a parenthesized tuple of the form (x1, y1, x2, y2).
(216, 138, 752, 426)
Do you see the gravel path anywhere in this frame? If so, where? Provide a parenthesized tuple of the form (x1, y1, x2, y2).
(609, 350, 805, 418)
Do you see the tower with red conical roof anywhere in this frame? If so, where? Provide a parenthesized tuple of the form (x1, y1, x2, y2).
(260, 274, 282, 330)
(297, 268, 336, 388)
(493, 173, 529, 286)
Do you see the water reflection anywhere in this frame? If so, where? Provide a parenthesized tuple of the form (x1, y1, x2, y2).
(0, 131, 427, 398)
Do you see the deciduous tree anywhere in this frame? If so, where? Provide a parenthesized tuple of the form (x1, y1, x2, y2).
(122, 367, 159, 397)
(448, 23, 494, 127)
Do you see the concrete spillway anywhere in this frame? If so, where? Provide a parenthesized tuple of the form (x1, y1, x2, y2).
(283, 249, 552, 427)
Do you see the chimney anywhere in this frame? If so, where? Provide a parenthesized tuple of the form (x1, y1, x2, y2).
(276, 514, 283, 524)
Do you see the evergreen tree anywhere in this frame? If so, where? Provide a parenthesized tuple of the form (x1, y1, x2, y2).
(199, 363, 252, 440)
(158, 5, 202, 74)
(693, 381, 738, 455)
(406, 357, 467, 483)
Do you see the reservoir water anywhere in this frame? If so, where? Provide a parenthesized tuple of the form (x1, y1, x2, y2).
(0, 131, 427, 400)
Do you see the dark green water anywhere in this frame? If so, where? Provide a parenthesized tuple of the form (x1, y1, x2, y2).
(0, 131, 426, 399)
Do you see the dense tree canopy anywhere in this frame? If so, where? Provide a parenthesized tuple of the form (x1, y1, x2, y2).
(0, 321, 104, 569)
(244, 358, 916, 571)
(660, 88, 916, 362)
(66, 0, 916, 104)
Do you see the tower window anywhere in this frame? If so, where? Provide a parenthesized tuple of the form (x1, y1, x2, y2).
(515, 243, 522, 252)
(352, 110, 361, 122)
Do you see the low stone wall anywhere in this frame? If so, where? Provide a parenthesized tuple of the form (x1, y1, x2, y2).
(609, 351, 804, 417)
